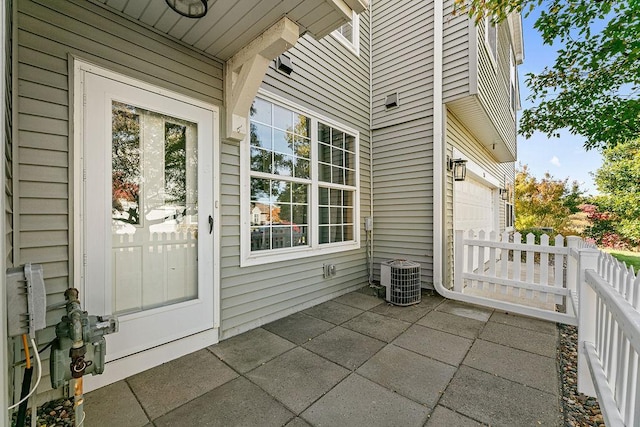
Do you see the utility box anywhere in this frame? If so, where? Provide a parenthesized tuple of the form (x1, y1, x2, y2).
(6, 264, 46, 337)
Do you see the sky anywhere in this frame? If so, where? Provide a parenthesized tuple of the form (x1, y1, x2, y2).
(516, 12, 603, 194)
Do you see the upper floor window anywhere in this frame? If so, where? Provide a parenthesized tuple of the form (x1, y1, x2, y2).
(333, 11, 360, 55)
(485, 17, 498, 64)
(242, 93, 360, 266)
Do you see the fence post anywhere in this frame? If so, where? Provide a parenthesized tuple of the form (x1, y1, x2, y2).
(566, 236, 581, 297)
(454, 230, 464, 292)
(577, 247, 600, 397)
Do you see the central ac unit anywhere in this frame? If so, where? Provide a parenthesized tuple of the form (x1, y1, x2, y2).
(380, 259, 421, 306)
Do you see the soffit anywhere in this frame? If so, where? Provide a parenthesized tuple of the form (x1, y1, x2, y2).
(93, 0, 367, 61)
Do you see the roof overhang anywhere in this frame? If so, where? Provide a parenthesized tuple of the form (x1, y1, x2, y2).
(92, 0, 368, 61)
(506, 12, 524, 64)
(447, 97, 517, 163)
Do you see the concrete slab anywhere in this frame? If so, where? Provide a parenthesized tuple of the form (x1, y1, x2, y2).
(284, 417, 312, 427)
(301, 374, 430, 427)
(341, 311, 411, 342)
(417, 310, 485, 339)
(357, 344, 456, 407)
(490, 311, 557, 335)
(84, 381, 149, 427)
(463, 339, 558, 394)
(208, 327, 295, 373)
(435, 300, 493, 322)
(127, 349, 238, 419)
(480, 321, 557, 357)
(246, 347, 349, 414)
(302, 300, 364, 325)
(303, 326, 386, 370)
(393, 324, 473, 366)
(370, 295, 443, 323)
(153, 377, 294, 427)
(425, 406, 483, 426)
(332, 291, 383, 310)
(440, 366, 562, 426)
(263, 312, 335, 345)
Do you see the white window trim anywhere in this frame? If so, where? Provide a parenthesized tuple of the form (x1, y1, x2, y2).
(332, 11, 360, 56)
(484, 16, 498, 68)
(240, 89, 360, 267)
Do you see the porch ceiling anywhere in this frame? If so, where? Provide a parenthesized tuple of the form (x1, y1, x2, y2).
(93, 0, 367, 61)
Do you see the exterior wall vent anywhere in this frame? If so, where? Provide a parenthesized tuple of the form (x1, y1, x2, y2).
(275, 54, 293, 75)
(380, 259, 421, 306)
(384, 92, 399, 109)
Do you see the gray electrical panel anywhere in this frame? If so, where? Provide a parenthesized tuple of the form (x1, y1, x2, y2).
(6, 263, 47, 337)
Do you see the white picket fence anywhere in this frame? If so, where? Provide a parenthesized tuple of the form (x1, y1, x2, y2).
(447, 230, 640, 427)
(575, 248, 640, 427)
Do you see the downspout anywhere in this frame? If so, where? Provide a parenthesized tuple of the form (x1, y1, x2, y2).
(368, 0, 374, 285)
(0, 0, 8, 424)
(432, 0, 444, 290)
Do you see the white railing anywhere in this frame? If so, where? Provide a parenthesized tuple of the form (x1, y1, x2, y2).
(452, 230, 576, 325)
(576, 249, 640, 427)
(447, 230, 640, 426)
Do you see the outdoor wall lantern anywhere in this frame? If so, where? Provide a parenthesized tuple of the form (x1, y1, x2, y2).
(165, 0, 208, 18)
(499, 188, 509, 201)
(447, 157, 467, 181)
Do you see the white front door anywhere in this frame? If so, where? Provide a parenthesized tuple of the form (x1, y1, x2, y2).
(80, 67, 217, 361)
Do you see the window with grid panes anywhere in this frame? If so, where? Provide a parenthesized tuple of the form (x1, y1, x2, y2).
(246, 96, 358, 261)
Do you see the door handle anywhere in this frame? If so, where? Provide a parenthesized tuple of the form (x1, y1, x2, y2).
(208, 215, 213, 234)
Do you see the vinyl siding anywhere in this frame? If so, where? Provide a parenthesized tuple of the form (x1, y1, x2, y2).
(16, 0, 223, 401)
(446, 110, 515, 282)
(219, 11, 372, 338)
(442, 0, 471, 103)
(371, 0, 433, 129)
(476, 18, 517, 158)
(371, 0, 435, 287)
(372, 118, 434, 287)
(5, 0, 12, 268)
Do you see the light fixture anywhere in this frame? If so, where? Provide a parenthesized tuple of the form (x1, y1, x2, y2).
(499, 188, 509, 201)
(276, 54, 293, 75)
(165, 0, 208, 18)
(447, 157, 467, 181)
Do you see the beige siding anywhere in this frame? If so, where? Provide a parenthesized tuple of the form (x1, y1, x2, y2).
(219, 12, 372, 338)
(372, 0, 434, 129)
(16, 0, 223, 400)
(442, 0, 471, 103)
(476, 19, 517, 158)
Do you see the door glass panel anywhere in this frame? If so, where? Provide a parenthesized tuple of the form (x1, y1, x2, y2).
(111, 101, 198, 315)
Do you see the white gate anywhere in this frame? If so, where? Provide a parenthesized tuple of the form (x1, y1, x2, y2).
(451, 230, 577, 325)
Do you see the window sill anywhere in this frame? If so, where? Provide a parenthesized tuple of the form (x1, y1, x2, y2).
(241, 241, 361, 267)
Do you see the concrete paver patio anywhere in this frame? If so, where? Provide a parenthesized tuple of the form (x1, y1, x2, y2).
(84, 286, 563, 426)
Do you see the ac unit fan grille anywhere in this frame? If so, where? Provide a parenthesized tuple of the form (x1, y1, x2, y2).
(381, 259, 421, 306)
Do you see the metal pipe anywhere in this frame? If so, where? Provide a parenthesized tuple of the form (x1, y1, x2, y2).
(63, 289, 86, 427)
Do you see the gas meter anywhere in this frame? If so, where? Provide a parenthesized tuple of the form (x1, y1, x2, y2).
(50, 288, 118, 389)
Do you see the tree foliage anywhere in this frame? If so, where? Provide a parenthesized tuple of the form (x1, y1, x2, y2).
(585, 138, 640, 247)
(514, 165, 584, 234)
(454, 0, 640, 150)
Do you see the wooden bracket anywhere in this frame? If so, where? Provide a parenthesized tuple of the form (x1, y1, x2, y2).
(224, 17, 299, 141)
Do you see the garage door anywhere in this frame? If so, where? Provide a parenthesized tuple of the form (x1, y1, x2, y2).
(454, 176, 494, 234)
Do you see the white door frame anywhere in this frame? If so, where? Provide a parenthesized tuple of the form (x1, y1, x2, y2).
(72, 58, 221, 390)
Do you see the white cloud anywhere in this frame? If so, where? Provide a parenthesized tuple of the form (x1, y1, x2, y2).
(550, 156, 561, 167)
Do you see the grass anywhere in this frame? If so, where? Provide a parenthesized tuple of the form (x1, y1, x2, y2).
(605, 249, 640, 271)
